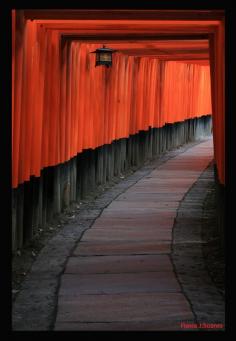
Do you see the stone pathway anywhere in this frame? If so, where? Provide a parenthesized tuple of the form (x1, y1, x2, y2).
(54, 139, 215, 331)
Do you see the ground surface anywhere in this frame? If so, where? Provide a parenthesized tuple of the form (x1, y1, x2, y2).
(202, 181, 225, 297)
(12, 138, 225, 331)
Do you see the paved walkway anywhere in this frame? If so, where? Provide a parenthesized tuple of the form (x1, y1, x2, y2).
(54, 139, 213, 331)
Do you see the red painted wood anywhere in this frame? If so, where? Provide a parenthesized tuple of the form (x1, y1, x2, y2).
(12, 10, 224, 187)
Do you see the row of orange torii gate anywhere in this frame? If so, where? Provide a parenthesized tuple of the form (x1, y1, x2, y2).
(12, 10, 225, 189)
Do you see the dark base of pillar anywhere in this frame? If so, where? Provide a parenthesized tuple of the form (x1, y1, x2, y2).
(12, 115, 212, 252)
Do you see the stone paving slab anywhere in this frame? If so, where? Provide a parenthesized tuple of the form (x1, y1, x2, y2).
(127, 188, 188, 194)
(100, 210, 177, 218)
(107, 201, 180, 209)
(130, 182, 191, 188)
(103, 207, 178, 213)
(115, 193, 183, 201)
(81, 228, 172, 242)
(158, 166, 210, 171)
(59, 272, 181, 295)
(149, 169, 202, 174)
(136, 178, 196, 184)
(65, 254, 173, 274)
(91, 223, 174, 230)
(92, 216, 175, 228)
(56, 293, 194, 323)
(73, 240, 171, 255)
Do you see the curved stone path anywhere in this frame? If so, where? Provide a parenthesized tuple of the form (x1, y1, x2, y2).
(54, 138, 220, 331)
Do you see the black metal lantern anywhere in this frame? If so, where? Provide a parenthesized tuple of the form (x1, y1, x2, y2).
(91, 45, 117, 68)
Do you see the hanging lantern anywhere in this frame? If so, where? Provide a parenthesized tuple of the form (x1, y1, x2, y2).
(91, 45, 117, 68)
